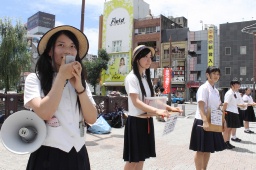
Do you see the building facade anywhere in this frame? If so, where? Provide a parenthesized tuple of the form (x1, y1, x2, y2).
(219, 20, 256, 93)
(99, 0, 181, 95)
(161, 28, 189, 98)
(187, 25, 219, 100)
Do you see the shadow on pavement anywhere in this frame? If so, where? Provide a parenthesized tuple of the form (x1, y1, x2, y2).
(85, 131, 124, 146)
(240, 140, 256, 145)
(85, 141, 98, 146)
(231, 147, 255, 154)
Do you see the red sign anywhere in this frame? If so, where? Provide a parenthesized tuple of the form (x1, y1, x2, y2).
(163, 68, 172, 94)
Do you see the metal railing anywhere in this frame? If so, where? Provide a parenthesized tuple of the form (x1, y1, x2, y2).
(0, 94, 128, 125)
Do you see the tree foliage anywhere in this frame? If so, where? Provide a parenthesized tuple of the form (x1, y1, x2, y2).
(84, 49, 109, 90)
(0, 18, 30, 93)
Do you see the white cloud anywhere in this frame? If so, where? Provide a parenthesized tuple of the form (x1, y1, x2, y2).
(144, 0, 256, 31)
(84, 27, 99, 55)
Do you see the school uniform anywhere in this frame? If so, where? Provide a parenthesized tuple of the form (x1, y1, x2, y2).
(24, 73, 95, 170)
(123, 71, 156, 162)
(236, 92, 245, 127)
(189, 81, 226, 153)
(242, 95, 256, 122)
(224, 89, 241, 128)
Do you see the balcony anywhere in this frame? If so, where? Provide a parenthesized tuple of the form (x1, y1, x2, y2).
(172, 52, 185, 60)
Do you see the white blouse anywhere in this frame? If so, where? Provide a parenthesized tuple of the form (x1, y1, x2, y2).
(195, 81, 221, 120)
(242, 94, 254, 104)
(224, 89, 239, 114)
(125, 70, 151, 116)
(24, 73, 95, 152)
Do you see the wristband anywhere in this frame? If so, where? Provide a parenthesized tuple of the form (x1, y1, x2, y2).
(76, 88, 85, 95)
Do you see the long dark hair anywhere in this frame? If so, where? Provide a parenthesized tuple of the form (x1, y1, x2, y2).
(35, 30, 86, 111)
(132, 48, 154, 100)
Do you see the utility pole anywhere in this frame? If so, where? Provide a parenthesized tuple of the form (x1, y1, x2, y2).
(80, 0, 85, 32)
(168, 36, 172, 105)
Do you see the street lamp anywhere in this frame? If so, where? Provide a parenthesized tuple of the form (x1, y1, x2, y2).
(185, 55, 191, 101)
(200, 20, 203, 30)
(241, 23, 256, 100)
(251, 78, 255, 99)
(168, 36, 173, 105)
(80, 0, 85, 32)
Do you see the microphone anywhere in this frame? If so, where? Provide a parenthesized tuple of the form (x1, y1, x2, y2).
(64, 55, 76, 87)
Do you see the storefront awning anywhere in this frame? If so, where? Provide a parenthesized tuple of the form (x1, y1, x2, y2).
(103, 82, 124, 86)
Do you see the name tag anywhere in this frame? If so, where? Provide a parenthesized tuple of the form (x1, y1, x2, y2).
(79, 121, 85, 137)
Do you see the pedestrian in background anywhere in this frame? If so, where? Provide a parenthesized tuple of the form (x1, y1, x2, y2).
(222, 80, 246, 149)
(189, 66, 226, 170)
(242, 87, 256, 133)
(24, 25, 97, 170)
(230, 88, 246, 143)
(123, 45, 182, 170)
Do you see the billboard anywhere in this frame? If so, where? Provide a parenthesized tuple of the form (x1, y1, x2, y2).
(101, 0, 134, 83)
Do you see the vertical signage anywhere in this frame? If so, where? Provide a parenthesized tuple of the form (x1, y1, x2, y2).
(208, 28, 214, 66)
(102, 0, 133, 83)
(163, 68, 172, 94)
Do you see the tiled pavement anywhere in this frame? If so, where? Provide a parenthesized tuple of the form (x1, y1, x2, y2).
(0, 104, 256, 170)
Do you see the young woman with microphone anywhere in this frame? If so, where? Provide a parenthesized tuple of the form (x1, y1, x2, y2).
(24, 25, 97, 170)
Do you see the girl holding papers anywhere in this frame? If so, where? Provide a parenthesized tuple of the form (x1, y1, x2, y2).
(123, 45, 182, 170)
(189, 66, 226, 170)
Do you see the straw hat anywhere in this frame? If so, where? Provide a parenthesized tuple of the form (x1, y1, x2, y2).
(132, 45, 155, 63)
(37, 25, 89, 59)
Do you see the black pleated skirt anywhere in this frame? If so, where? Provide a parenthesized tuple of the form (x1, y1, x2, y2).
(123, 116, 156, 162)
(26, 145, 90, 170)
(225, 111, 241, 128)
(189, 119, 226, 153)
(243, 106, 256, 122)
(238, 108, 244, 127)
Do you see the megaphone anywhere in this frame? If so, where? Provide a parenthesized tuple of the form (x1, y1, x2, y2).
(0, 110, 46, 154)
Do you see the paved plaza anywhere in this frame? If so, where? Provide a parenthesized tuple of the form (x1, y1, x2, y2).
(0, 104, 256, 170)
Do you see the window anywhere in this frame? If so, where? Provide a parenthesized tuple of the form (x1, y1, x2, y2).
(240, 46, 246, 55)
(163, 49, 169, 59)
(138, 28, 145, 34)
(225, 47, 231, 55)
(196, 54, 201, 64)
(156, 26, 160, 32)
(240, 67, 246, 75)
(197, 42, 201, 51)
(134, 29, 138, 35)
(225, 67, 231, 75)
(112, 40, 122, 52)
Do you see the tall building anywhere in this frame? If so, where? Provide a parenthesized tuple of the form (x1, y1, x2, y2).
(187, 25, 219, 100)
(26, 11, 55, 72)
(99, 0, 182, 95)
(161, 27, 189, 99)
(219, 20, 256, 94)
(27, 11, 55, 35)
(168, 16, 188, 28)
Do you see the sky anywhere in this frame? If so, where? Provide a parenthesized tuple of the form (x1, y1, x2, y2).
(0, 0, 255, 55)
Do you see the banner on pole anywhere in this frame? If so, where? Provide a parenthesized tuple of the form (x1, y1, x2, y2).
(163, 68, 172, 94)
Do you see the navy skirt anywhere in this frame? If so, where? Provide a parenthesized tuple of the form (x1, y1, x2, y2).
(189, 119, 226, 153)
(238, 108, 244, 127)
(26, 145, 90, 170)
(243, 106, 256, 122)
(123, 116, 156, 162)
(225, 111, 241, 128)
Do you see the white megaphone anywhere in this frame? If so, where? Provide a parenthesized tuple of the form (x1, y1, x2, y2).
(0, 110, 46, 154)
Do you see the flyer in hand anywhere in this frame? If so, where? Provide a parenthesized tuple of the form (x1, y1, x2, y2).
(163, 113, 179, 135)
